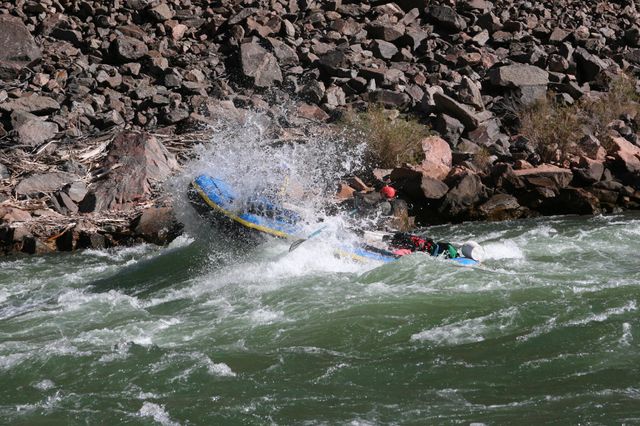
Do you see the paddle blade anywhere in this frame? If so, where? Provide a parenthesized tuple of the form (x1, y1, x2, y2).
(289, 238, 306, 252)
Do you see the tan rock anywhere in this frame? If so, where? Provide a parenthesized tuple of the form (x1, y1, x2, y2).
(419, 136, 452, 180)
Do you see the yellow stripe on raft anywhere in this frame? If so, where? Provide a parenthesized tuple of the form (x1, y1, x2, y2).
(192, 180, 297, 240)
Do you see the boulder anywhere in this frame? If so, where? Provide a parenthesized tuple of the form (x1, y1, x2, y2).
(0, 95, 60, 115)
(148, 3, 174, 21)
(0, 16, 42, 79)
(372, 40, 398, 60)
(439, 173, 487, 218)
(420, 176, 449, 199)
(10, 111, 58, 146)
(490, 64, 549, 88)
(541, 188, 601, 215)
(240, 42, 282, 88)
(574, 48, 607, 84)
(572, 157, 604, 185)
(513, 164, 573, 189)
(0, 207, 32, 223)
(433, 91, 482, 130)
(111, 36, 149, 62)
(609, 136, 640, 176)
(15, 171, 80, 196)
(296, 103, 329, 121)
(426, 5, 467, 31)
(132, 207, 182, 245)
(419, 136, 452, 180)
(83, 131, 178, 212)
(476, 194, 529, 221)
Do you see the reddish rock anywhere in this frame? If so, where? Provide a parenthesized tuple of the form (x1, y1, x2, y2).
(0, 207, 31, 223)
(296, 103, 329, 121)
(419, 136, 452, 180)
(336, 183, 355, 200)
(0, 95, 60, 115)
(83, 132, 178, 212)
(609, 136, 640, 175)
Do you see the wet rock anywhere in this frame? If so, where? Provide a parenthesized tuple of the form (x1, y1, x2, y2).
(0, 96, 60, 115)
(84, 131, 178, 212)
(296, 103, 330, 121)
(439, 173, 487, 218)
(0, 16, 42, 79)
(476, 194, 529, 221)
(132, 207, 182, 245)
(15, 172, 80, 196)
(240, 42, 283, 88)
(77, 231, 108, 250)
(10, 111, 58, 146)
(542, 188, 601, 215)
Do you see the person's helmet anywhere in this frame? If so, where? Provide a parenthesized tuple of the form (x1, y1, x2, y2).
(380, 185, 396, 199)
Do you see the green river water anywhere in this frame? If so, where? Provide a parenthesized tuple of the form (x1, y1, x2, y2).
(1, 212, 639, 425)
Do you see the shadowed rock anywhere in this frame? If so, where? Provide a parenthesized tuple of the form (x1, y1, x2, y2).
(0, 16, 42, 79)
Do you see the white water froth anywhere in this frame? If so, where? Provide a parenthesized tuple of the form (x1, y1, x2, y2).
(481, 240, 524, 260)
(138, 402, 180, 426)
(411, 307, 519, 345)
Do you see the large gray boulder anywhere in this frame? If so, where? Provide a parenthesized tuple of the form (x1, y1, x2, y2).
(0, 16, 42, 80)
(490, 64, 549, 88)
(240, 42, 282, 88)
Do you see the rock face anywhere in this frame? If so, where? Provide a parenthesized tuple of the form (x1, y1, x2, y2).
(0, 16, 41, 79)
(240, 42, 282, 88)
(84, 132, 178, 212)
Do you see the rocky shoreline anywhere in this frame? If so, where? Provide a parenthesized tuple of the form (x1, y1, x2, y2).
(1, 0, 640, 256)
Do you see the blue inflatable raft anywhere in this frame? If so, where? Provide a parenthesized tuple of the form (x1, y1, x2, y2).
(189, 174, 479, 266)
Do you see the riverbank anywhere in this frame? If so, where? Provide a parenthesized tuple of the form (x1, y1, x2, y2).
(1, 1, 640, 255)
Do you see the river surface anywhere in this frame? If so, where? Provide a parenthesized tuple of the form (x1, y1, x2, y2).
(1, 212, 639, 425)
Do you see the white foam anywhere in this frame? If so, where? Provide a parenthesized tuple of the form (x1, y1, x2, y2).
(620, 322, 633, 347)
(411, 307, 518, 345)
(138, 402, 180, 426)
(481, 240, 524, 260)
(249, 308, 284, 325)
(33, 379, 56, 391)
